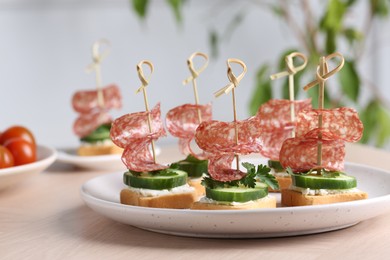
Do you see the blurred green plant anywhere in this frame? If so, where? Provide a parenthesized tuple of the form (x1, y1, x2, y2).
(130, 0, 390, 147)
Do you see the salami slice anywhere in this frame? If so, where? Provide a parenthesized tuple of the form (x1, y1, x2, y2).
(110, 103, 166, 149)
(260, 125, 294, 161)
(121, 137, 168, 172)
(73, 111, 112, 137)
(166, 103, 212, 158)
(208, 153, 246, 182)
(195, 116, 262, 155)
(110, 103, 167, 172)
(257, 99, 312, 160)
(72, 84, 122, 114)
(257, 99, 312, 129)
(279, 129, 346, 172)
(296, 107, 363, 142)
(166, 103, 212, 138)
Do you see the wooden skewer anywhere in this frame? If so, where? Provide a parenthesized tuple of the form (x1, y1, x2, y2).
(214, 58, 247, 171)
(183, 52, 209, 123)
(86, 39, 111, 109)
(303, 52, 345, 174)
(136, 60, 157, 163)
(270, 52, 307, 138)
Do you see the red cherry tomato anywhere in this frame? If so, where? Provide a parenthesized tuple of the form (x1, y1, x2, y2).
(4, 138, 36, 166)
(0, 126, 36, 147)
(0, 145, 14, 169)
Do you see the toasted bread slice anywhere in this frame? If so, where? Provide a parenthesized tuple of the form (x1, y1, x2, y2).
(191, 196, 276, 210)
(120, 188, 197, 209)
(281, 189, 368, 206)
(77, 143, 122, 156)
(188, 178, 205, 198)
(268, 175, 292, 192)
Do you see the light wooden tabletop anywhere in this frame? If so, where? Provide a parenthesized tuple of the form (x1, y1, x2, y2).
(1, 143, 390, 259)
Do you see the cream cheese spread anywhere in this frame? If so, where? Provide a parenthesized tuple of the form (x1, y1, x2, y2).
(290, 185, 361, 196)
(128, 184, 195, 197)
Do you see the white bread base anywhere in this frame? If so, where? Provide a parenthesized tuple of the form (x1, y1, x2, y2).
(77, 144, 123, 156)
(120, 188, 197, 209)
(191, 196, 276, 210)
(268, 176, 292, 192)
(188, 178, 205, 198)
(281, 189, 368, 206)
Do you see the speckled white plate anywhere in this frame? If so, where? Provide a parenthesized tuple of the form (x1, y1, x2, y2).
(57, 146, 161, 171)
(80, 160, 390, 238)
(0, 145, 57, 191)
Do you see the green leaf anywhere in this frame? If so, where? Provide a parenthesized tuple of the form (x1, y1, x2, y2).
(131, 0, 149, 19)
(370, 0, 389, 17)
(321, 0, 346, 32)
(209, 30, 219, 58)
(343, 28, 364, 45)
(325, 29, 337, 53)
(249, 64, 272, 115)
(241, 162, 257, 188)
(359, 100, 390, 147)
(255, 164, 279, 190)
(338, 59, 360, 102)
(376, 104, 390, 146)
(242, 162, 256, 173)
(359, 100, 379, 144)
(166, 0, 183, 23)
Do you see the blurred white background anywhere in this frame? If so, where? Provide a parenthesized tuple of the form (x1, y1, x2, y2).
(0, 0, 389, 148)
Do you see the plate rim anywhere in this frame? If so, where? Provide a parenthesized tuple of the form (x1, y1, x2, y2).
(0, 144, 57, 176)
(80, 161, 390, 238)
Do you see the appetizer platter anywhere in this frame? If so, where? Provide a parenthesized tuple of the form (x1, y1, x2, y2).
(80, 160, 390, 238)
(80, 51, 390, 237)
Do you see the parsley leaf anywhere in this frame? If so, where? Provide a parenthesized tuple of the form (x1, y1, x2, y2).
(255, 164, 279, 190)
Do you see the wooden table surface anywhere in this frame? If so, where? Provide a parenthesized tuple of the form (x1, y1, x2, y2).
(1, 143, 390, 259)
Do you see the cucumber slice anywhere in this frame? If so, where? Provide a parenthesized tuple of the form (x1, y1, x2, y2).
(174, 155, 208, 178)
(206, 182, 268, 203)
(292, 173, 357, 190)
(123, 169, 188, 190)
(80, 124, 111, 143)
(268, 160, 284, 172)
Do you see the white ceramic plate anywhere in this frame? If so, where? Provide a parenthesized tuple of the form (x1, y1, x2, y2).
(0, 145, 57, 191)
(80, 160, 390, 238)
(57, 146, 161, 171)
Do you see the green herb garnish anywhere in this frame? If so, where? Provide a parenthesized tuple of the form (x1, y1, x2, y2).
(242, 162, 279, 190)
(201, 162, 279, 190)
